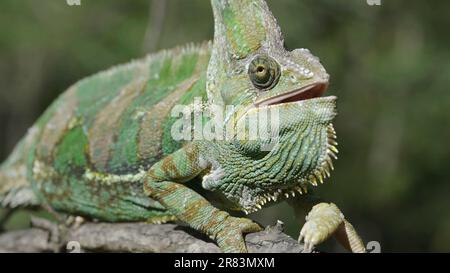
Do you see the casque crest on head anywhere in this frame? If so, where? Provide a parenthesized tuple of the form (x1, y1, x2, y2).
(207, 0, 284, 105)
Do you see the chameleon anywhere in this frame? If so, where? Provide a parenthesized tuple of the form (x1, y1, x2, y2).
(0, 0, 365, 253)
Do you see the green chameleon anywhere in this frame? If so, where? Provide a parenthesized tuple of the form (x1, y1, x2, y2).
(0, 0, 365, 253)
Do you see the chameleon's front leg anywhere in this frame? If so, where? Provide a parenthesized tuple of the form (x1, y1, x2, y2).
(143, 143, 262, 253)
(288, 196, 366, 253)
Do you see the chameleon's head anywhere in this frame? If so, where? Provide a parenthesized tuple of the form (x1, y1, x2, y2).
(203, 0, 338, 213)
(207, 0, 331, 124)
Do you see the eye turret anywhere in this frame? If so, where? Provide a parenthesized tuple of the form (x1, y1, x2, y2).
(248, 55, 280, 90)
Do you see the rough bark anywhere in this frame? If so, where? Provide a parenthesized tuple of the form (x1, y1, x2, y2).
(0, 219, 309, 253)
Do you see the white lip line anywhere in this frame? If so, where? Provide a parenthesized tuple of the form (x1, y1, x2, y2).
(256, 81, 329, 107)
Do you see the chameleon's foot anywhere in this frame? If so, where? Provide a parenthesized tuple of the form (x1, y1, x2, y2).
(215, 216, 262, 253)
(299, 203, 344, 252)
(299, 202, 366, 253)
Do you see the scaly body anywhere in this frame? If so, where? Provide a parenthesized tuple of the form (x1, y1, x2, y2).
(0, 0, 365, 252)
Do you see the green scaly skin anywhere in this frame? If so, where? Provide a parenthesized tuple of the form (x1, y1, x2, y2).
(0, 0, 365, 253)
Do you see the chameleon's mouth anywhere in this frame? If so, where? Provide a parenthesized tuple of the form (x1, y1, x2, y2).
(256, 81, 329, 107)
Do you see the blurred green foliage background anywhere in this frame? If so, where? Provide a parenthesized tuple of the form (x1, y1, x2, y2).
(1, 0, 449, 252)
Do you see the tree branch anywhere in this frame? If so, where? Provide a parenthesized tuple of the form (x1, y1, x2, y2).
(0, 220, 308, 253)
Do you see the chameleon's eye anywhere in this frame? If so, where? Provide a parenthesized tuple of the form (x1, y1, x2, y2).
(248, 55, 280, 90)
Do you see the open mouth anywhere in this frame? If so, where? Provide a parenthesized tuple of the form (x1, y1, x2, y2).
(256, 82, 328, 107)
